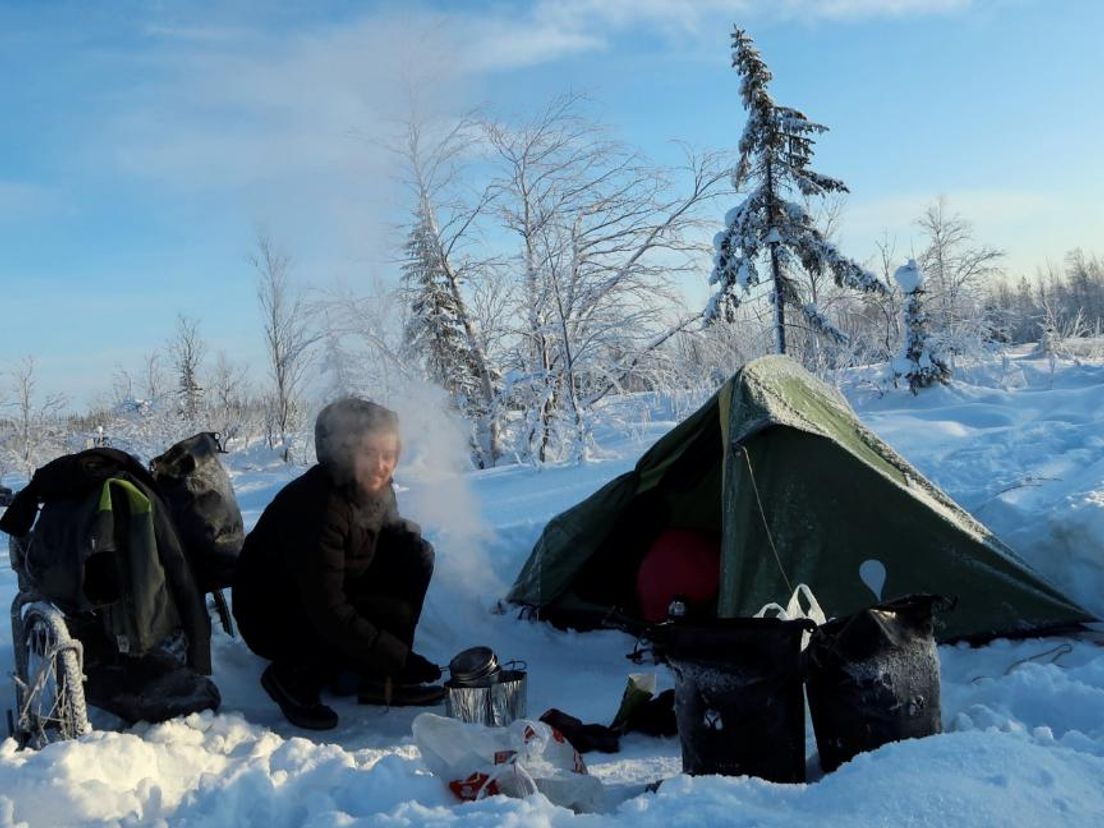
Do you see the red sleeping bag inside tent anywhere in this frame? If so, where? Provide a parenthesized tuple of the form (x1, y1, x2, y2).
(635, 528, 721, 622)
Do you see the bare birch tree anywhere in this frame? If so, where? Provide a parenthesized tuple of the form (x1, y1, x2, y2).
(142, 349, 167, 405)
(486, 95, 731, 460)
(915, 197, 1004, 356)
(2, 356, 67, 475)
(484, 94, 599, 461)
(251, 230, 320, 462)
(208, 351, 252, 442)
(318, 278, 413, 403)
(544, 146, 729, 458)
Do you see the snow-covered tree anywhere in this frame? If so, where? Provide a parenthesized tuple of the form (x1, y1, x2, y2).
(892, 259, 950, 393)
(401, 204, 494, 448)
(397, 112, 502, 468)
(0, 356, 67, 475)
(486, 94, 727, 461)
(708, 26, 886, 354)
(207, 351, 252, 442)
(169, 314, 206, 423)
(915, 197, 1003, 354)
(986, 251, 1104, 348)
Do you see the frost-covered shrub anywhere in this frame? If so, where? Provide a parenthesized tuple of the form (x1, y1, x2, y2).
(892, 259, 951, 393)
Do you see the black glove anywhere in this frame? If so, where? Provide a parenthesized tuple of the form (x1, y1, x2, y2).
(373, 629, 410, 673)
(400, 651, 442, 685)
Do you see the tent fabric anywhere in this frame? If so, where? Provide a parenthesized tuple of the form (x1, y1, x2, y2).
(507, 355, 1094, 642)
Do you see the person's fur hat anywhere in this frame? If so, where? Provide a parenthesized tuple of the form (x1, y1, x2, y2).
(315, 397, 400, 482)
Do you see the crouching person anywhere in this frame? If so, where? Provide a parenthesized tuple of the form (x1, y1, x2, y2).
(233, 397, 443, 730)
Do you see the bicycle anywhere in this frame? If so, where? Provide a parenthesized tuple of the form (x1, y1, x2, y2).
(7, 534, 91, 749)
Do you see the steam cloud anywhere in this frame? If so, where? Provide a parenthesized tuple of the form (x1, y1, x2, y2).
(371, 381, 501, 655)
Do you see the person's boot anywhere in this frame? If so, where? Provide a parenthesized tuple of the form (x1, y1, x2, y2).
(261, 663, 339, 730)
(357, 675, 446, 707)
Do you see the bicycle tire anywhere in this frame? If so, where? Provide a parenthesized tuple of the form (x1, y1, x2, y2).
(14, 601, 90, 748)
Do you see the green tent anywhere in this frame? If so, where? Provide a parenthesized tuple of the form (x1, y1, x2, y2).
(508, 355, 1094, 641)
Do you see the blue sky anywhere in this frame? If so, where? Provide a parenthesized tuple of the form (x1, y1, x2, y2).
(2, 0, 1101, 406)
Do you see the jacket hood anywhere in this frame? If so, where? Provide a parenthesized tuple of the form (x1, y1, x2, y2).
(314, 397, 400, 485)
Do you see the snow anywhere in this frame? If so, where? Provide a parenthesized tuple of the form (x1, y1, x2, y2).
(895, 258, 925, 293)
(3, 349, 1104, 826)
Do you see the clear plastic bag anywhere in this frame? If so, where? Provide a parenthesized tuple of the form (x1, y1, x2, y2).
(755, 583, 827, 649)
(412, 712, 604, 813)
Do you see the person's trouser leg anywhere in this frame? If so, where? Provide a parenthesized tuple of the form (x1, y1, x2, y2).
(238, 591, 339, 698)
(236, 596, 341, 728)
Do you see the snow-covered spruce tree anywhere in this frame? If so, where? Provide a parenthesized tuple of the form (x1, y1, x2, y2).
(391, 110, 504, 469)
(892, 258, 950, 393)
(401, 207, 484, 414)
(707, 26, 886, 354)
(169, 314, 205, 424)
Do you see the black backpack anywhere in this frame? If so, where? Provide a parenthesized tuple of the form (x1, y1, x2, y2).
(150, 432, 244, 593)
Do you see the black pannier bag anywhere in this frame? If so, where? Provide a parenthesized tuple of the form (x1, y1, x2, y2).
(805, 593, 944, 773)
(650, 617, 814, 783)
(0, 448, 212, 675)
(1, 448, 219, 724)
(150, 432, 244, 592)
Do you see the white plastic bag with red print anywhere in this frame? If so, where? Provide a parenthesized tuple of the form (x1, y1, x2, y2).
(412, 712, 604, 813)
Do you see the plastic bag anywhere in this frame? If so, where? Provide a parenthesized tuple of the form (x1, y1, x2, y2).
(412, 712, 604, 813)
(755, 582, 827, 649)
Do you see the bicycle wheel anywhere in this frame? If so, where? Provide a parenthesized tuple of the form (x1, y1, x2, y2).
(13, 602, 90, 749)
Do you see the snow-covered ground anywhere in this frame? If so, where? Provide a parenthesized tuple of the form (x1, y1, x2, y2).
(2, 350, 1103, 826)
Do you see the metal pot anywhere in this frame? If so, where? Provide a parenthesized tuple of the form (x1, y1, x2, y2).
(448, 646, 500, 685)
(444, 646, 527, 727)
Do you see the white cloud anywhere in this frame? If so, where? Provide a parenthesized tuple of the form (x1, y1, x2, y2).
(775, 0, 971, 19)
(529, 0, 971, 38)
(111, 16, 445, 183)
(97, 10, 480, 276)
(93, 5, 608, 274)
(85, 0, 989, 286)
(455, 18, 603, 73)
(533, 0, 731, 33)
(410, 0, 980, 81)
(101, 0, 979, 199)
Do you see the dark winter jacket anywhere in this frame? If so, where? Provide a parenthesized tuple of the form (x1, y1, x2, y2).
(0, 448, 213, 674)
(232, 464, 417, 673)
